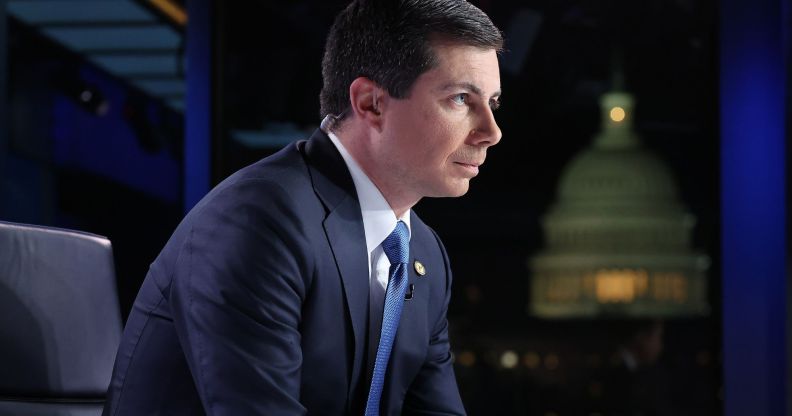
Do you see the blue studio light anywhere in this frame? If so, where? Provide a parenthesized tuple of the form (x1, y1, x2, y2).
(720, 0, 788, 414)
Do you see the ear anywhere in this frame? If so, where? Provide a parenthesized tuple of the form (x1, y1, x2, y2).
(349, 77, 385, 131)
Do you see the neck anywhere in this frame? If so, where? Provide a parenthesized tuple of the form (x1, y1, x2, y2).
(332, 126, 420, 218)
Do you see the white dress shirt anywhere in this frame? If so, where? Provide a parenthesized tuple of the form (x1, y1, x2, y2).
(326, 130, 411, 374)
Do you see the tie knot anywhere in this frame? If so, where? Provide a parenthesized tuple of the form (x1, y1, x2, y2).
(382, 221, 409, 265)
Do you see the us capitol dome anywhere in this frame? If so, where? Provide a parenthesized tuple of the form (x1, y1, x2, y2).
(529, 90, 710, 318)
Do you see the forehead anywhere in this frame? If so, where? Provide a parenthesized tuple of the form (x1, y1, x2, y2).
(420, 42, 501, 95)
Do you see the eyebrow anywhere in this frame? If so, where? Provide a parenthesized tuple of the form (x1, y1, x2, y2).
(440, 82, 501, 99)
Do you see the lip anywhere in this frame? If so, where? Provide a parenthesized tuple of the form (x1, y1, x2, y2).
(454, 162, 481, 176)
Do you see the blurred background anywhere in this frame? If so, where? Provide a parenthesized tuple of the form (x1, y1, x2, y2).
(0, 0, 788, 415)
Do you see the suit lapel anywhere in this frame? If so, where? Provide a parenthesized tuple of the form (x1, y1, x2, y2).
(303, 130, 369, 406)
(322, 202, 369, 397)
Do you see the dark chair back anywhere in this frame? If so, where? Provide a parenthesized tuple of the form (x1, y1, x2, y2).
(0, 221, 122, 416)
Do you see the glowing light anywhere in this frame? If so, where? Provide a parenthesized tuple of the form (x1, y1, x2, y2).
(594, 268, 649, 303)
(610, 106, 626, 122)
(500, 350, 519, 369)
(544, 353, 560, 370)
(523, 352, 541, 369)
(149, 0, 187, 26)
(456, 350, 476, 367)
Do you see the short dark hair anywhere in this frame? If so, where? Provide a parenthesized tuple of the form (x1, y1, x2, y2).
(319, 0, 503, 122)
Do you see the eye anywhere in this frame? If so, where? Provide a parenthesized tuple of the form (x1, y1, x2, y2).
(451, 93, 468, 105)
(489, 99, 501, 111)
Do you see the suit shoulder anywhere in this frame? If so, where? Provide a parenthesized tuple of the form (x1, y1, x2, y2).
(156, 142, 321, 265)
(216, 141, 311, 193)
(186, 141, 319, 214)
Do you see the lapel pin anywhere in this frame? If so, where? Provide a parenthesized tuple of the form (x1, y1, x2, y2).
(414, 260, 426, 276)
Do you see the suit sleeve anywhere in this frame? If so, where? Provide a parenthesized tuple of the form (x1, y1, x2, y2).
(169, 179, 312, 415)
(402, 231, 466, 416)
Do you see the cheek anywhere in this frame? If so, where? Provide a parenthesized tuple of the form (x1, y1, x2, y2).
(400, 106, 465, 164)
(427, 124, 466, 162)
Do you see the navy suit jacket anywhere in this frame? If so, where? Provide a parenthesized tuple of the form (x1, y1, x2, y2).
(103, 130, 465, 415)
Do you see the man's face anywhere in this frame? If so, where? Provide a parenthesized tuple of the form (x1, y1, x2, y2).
(376, 42, 502, 203)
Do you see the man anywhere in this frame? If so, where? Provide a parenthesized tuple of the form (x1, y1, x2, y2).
(103, 0, 502, 414)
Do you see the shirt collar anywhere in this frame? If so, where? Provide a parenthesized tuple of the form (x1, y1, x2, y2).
(326, 130, 411, 254)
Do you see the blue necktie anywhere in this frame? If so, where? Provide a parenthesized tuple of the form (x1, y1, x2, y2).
(365, 221, 410, 416)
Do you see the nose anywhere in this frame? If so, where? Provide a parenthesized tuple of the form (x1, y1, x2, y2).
(469, 105, 502, 147)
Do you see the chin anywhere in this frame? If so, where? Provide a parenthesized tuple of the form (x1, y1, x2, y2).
(437, 181, 470, 198)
